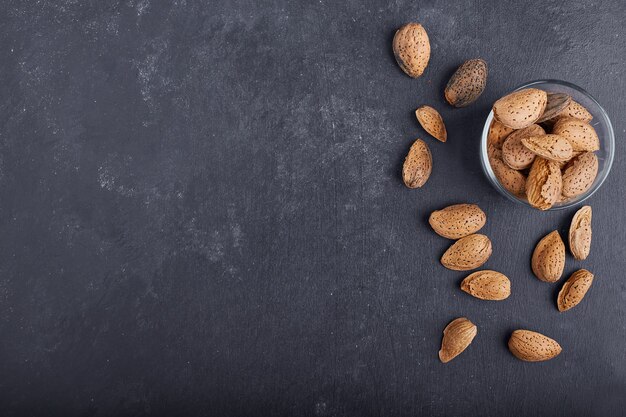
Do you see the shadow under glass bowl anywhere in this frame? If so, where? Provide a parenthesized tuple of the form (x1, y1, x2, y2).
(480, 79, 615, 210)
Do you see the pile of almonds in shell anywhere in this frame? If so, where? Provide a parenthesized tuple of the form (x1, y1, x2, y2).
(392, 22, 601, 363)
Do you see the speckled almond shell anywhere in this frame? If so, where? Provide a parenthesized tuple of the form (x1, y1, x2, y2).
(392, 23, 430, 78)
(526, 158, 562, 210)
(501, 124, 545, 170)
(561, 152, 598, 198)
(531, 230, 565, 283)
(439, 317, 477, 363)
(557, 269, 594, 312)
(521, 134, 573, 162)
(552, 117, 600, 152)
(536, 92, 572, 123)
(508, 330, 562, 362)
(493, 88, 548, 129)
(441, 234, 492, 271)
(415, 105, 447, 142)
(444, 59, 488, 107)
(402, 139, 432, 188)
(460, 270, 510, 301)
(555, 99, 593, 123)
(429, 204, 486, 239)
(487, 120, 515, 149)
(569, 205, 592, 260)
(489, 148, 527, 197)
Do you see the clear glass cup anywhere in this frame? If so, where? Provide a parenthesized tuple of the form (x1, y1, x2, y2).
(480, 79, 615, 210)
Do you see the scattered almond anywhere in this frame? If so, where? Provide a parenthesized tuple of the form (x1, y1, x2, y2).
(439, 317, 477, 363)
(501, 124, 545, 170)
(521, 134, 573, 162)
(461, 270, 511, 300)
(402, 139, 432, 188)
(441, 234, 492, 271)
(561, 152, 598, 198)
(508, 330, 562, 362)
(526, 158, 562, 210)
(493, 88, 547, 129)
(569, 205, 592, 260)
(416, 105, 447, 142)
(531, 230, 565, 283)
(444, 59, 488, 108)
(552, 117, 600, 152)
(392, 23, 430, 78)
(429, 204, 486, 239)
(557, 269, 594, 312)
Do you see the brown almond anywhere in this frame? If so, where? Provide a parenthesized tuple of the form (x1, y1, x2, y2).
(416, 105, 447, 142)
(569, 205, 592, 260)
(493, 88, 548, 129)
(531, 230, 565, 283)
(441, 234, 492, 271)
(555, 99, 593, 123)
(487, 120, 514, 149)
(508, 330, 562, 362)
(501, 124, 545, 170)
(526, 158, 562, 210)
(402, 139, 432, 188)
(561, 152, 598, 198)
(444, 59, 488, 107)
(439, 317, 477, 363)
(557, 269, 594, 312)
(521, 134, 573, 162)
(429, 204, 486, 239)
(552, 117, 600, 152)
(460, 270, 511, 300)
(489, 149, 527, 197)
(392, 23, 430, 78)
(536, 92, 572, 123)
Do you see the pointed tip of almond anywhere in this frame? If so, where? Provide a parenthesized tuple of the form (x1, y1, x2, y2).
(416, 105, 447, 142)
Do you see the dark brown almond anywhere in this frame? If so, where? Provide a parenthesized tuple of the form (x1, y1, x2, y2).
(444, 59, 488, 107)
(536, 92, 572, 123)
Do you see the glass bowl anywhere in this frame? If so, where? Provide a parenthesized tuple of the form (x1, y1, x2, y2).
(480, 79, 615, 210)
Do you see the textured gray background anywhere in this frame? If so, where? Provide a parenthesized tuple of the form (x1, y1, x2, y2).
(0, 0, 625, 416)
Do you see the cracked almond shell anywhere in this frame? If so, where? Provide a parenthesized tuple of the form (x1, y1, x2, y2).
(402, 139, 432, 188)
(531, 230, 565, 283)
(526, 158, 562, 210)
(561, 152, 598, 198)
(493, 88, 548, 129)
(439, 317, 477, 363)
(552, 117, 600, 152)
(441, 234, 492, 271)
(444, 59, 488, 107)
(569, 205, 592, 260)
(487, 120, 514, 149)
(508, 330, 562, 362)
(461, 270, 511, 300)
(501, 124, 544, 170)
(429, 204, 486, 239)
(557, 269, 594, 312)
(416, 105, 447, 142)
(392, 23, 430, 78)
(521, 134, 573, 162)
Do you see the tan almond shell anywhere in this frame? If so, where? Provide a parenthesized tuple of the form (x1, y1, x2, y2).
(392, 23, 430, 78)
(526, 158, 562, 210)
(521, 134, 573, 162)
(508, 330, 562, 362)
(536, 92, 572, 123)
(493, 88, 547, 129)
(441, 234, 492, 271)
(569, 205, 592, 260)
(555, 100, 593, 123)
(487, 120, 515, 149)
(552, 117, 600, 152)
(429, 204, 486, 240)
(531, 230, 565, 283)
(501, 124, 545, 170)
(460, 270, 511, 300)
(402, 139, 432, 188)
(416, 105, 447, 142)
(439, 317, 477, 363)
(489, 149, 527, 197)
(561, 152, 598, 198)
(557, 269, 594, 312)
(444, 59, 488, 108)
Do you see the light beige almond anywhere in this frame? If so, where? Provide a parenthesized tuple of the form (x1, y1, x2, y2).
(569, 205, 592, 260)
(444, 59, 488, 108)
(416, 105, 447, 142)
(493, 88, 547, 129)
(460, 270, 511, 300)
(392, 23, 430, 78)
(552, 117, 600, 152)
(441, 234, 492, 271)
(557, 269, 594, 312)
(531, 230, 565, 283)
(526, 158, 562, 210)
(508, 330, 562, 362)
(439, 317, 477, 363)
(521, 134, 573, 162)
(489, 149, 527, 197)
(402, 139, 432, 188)
(556, 99, 593, 123)
(536, 92, 572, 123)
(429, 204, 486, 239)
(487, 120, 514, 149)
(561, 152, 598, 198)
(501, 124, 545, 170)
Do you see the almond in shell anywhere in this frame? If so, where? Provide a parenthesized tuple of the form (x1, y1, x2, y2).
(552, 117, 600, 152)
(441, 234, 492, 271)
(460, 270, 511, 300)
(555, 99, 593, 123)
(429, 204, 486, 239)
(416, 105, 447, 142)
(501, 124, 545, 170)
(402, 139, 432, 188)
(536, 92, 572, 123)
(557, 269, 594, 312)
(493, 88, 548, 129)
(392, 23, 430, 78)
(561, 152, 598, 198)
(439, 317, 477, 363)
(569, 205, 592, 260)
(521, 134, 573, 162)
(526, 158, 562, 210)
(489, 147, 527, 197)
(531, 230, 565, 283)
(508, 330, 562, 362)
(487, 120, 514, 149)
(444, 59, 488, 108)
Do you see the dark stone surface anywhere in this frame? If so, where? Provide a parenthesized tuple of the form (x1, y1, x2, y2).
(1, 0, 625, 416)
